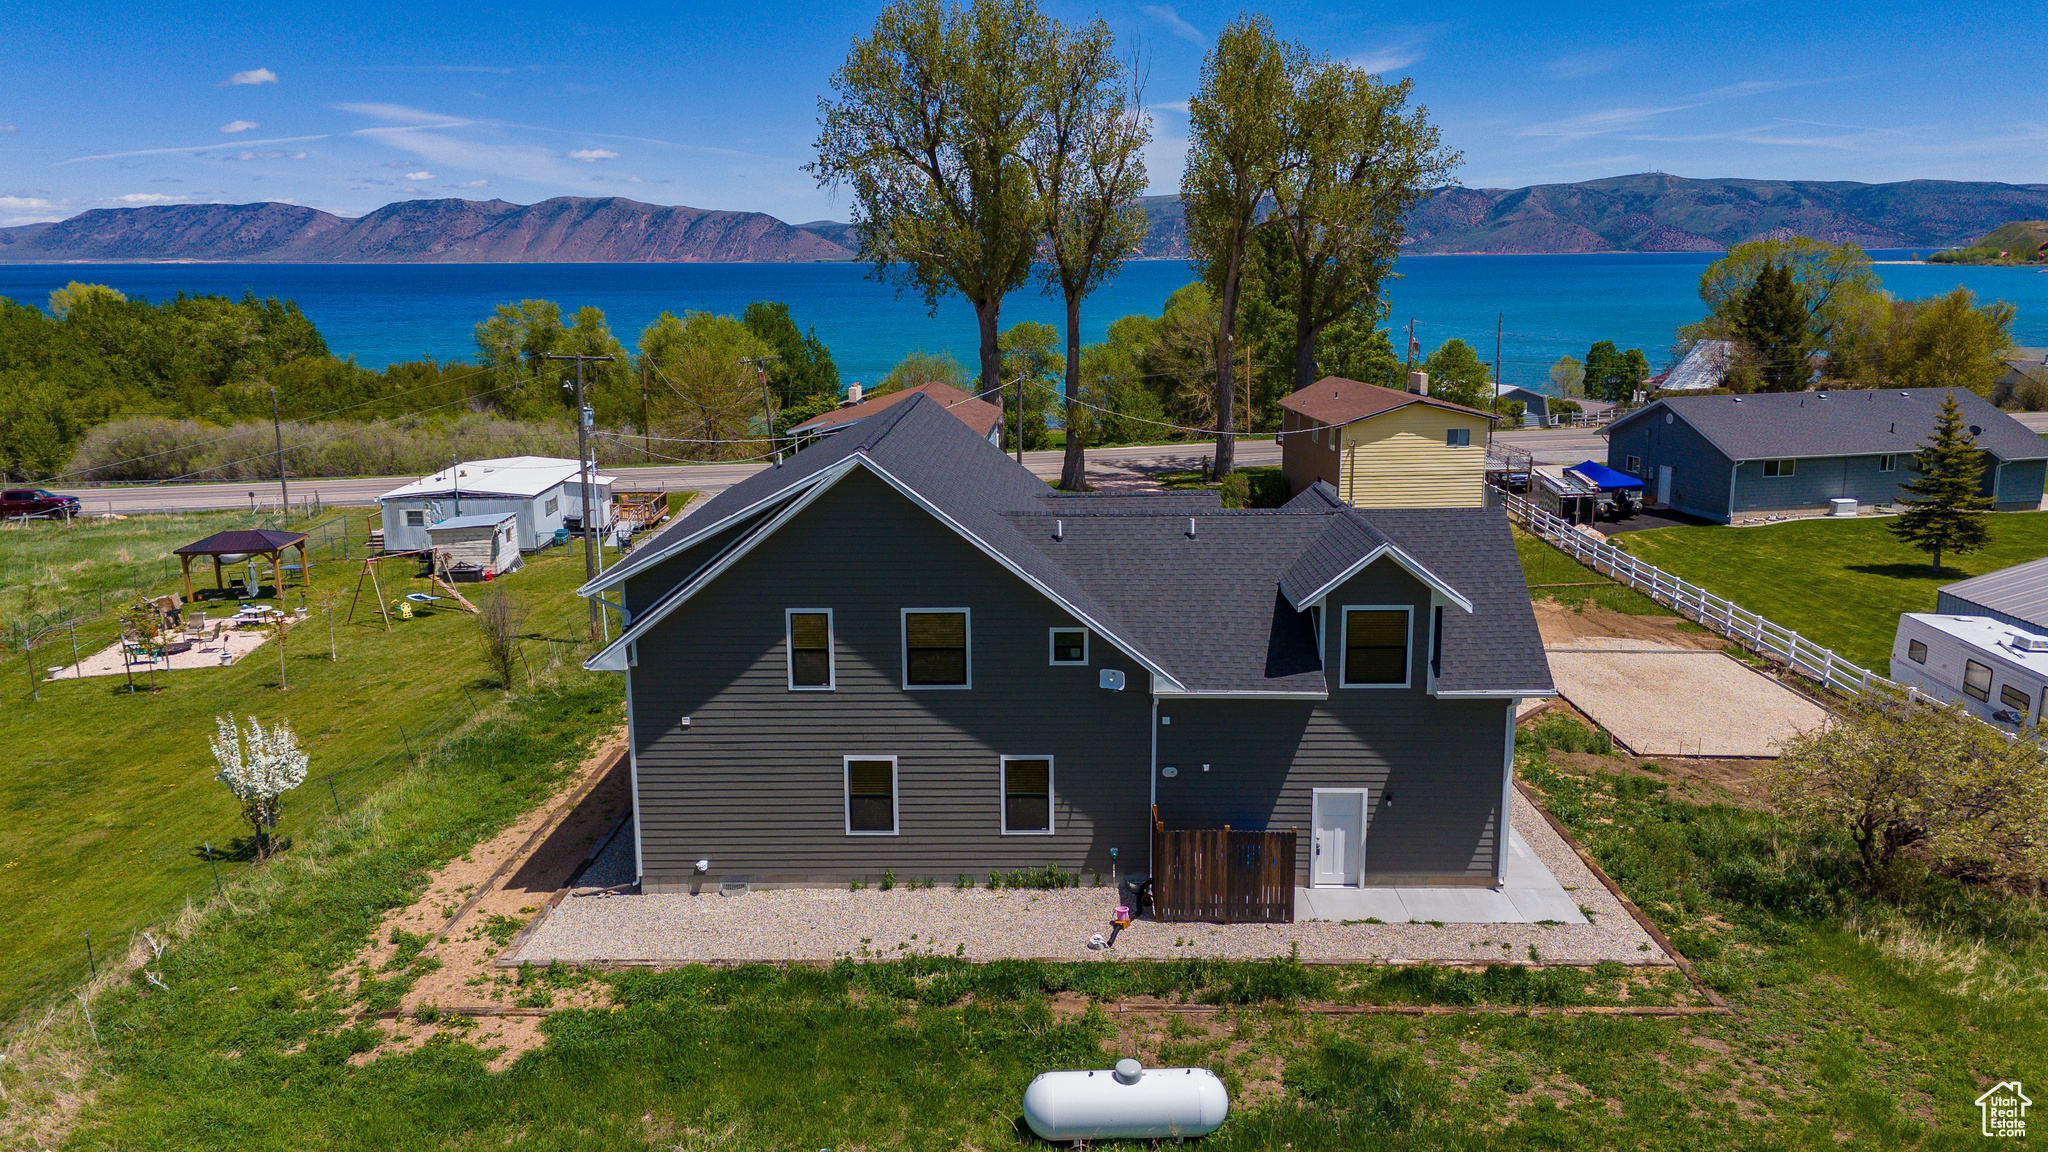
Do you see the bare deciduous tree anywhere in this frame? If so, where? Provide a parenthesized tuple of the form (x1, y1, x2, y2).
(477, 589, 526, 692)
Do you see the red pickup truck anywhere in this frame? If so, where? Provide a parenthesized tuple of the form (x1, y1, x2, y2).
(1, 488, 82, 519)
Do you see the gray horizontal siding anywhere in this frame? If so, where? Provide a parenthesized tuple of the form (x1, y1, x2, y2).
(628, 468, 1153, 888)
(1606, 414, 1734, 522)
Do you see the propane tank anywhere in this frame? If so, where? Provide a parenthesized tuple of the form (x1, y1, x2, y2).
(1022, 1059, 1228, 1141)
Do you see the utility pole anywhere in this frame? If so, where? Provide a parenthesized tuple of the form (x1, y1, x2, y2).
(740, 355, 782, 462)
(451, 453, 461, 517)
(1495, 312, 1504, 411)
(640, 362, 651, 458)
(1406, 319, 1418, 372)
(541, 353, 615, 642)
(268, 382, 289, 513)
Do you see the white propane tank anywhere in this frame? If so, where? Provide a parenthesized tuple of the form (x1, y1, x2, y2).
(1022, 1058, 1228, 1141)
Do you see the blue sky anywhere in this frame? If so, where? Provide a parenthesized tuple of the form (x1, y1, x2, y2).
(5, 0, 2043, 227)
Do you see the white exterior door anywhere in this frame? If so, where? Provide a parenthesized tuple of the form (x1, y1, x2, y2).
(1656, 465, 1673, 506)
(1311, 789, 1367, 887)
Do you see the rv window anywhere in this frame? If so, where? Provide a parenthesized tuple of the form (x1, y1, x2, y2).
(1907, 639, 1927, 664)
(2001, 684, 2030, 713)
(1963, 659, 1993, 702)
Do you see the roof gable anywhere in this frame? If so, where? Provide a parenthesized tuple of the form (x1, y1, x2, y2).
(791, 381, 1002, 438)
(1279, 375, 1498, 428)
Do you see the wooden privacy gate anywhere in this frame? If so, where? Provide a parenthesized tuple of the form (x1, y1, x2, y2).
(1151, 809, 1295, 924)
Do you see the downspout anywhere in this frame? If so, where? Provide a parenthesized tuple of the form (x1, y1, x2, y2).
(624, 669, 645, 887)
(1148, 692, 1159, 884)
(1726, 461, 1739, 523)
(1498, 699, 1516, 888)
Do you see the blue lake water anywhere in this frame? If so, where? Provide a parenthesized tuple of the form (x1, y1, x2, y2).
(3, 252, 2044, 390)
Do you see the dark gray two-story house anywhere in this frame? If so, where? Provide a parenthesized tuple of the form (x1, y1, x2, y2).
(1605, 388, 2048, 523)
(580, 394, 1553, 898)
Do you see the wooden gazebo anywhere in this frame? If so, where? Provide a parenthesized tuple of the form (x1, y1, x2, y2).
(173, 529, 311, 604)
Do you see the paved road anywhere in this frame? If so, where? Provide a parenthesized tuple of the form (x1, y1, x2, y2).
(73, 439, 1284, 515)
(1491, 425, 1611, 466)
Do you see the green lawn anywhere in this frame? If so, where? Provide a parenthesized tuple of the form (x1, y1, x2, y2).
(0, 508, 636, 1022)
(1613, 512, 2048, 670)
(26, 721, 2044, 1150)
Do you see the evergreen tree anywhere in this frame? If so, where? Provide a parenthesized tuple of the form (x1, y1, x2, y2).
(1733, 260, 1811, 391)
(1889, 392, 1993, 573)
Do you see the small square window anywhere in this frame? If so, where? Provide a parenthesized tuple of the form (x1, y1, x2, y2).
(1762, 459, 1797, 478)
(1963, 659, 1993, 703)
(845, 757, 898, 835)
(544, 497, 560, 516)
(1049, 628, 1088, 665)
(1001, 757, 1053, 834)
(2001, 684, 2030, 713)
(1877, 454, 1896, 473)
(788, 610, 834, 690)
(1907, 639, 1927, 664)
(1625, 455, 1642, 474)
(1446, 427, 1471, 447)
(405, 509, 425, 527)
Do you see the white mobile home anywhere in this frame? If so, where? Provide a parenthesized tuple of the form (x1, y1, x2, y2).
(378, 456, 616, 554)
(426, 512, 522, 578)
(1890, 613, 2048, 726)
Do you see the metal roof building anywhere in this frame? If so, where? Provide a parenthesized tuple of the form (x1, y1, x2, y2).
(1936, 558, 2048, 634)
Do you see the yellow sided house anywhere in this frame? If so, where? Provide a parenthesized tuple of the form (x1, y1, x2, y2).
(1279, 376, 1498, 507)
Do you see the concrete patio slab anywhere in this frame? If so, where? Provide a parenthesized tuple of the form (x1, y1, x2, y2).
(1295, 886, 1407, 922)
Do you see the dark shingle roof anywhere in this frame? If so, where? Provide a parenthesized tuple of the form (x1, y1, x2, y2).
(790, 381, 1003, 438)
(174, 528, 308, 555)
(592, 393, 1551, 697)
(1616, 388, 2048, 463)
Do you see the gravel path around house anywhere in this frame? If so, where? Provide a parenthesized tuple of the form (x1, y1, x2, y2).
(515, 792, 1665, 967)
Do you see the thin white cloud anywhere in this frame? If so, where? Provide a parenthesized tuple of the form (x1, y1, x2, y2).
(0, 195, 54, 211)
(333, 102, 472, 128)
(1140, 5, 1203, 44)
(1699, 77, 1857, 100)
(453, 179, 488, 188)
(0, 125, 17, 134)
(404, 170, 434, 180)
(1348, 40, 1424, 75)
(220, 120, 260, 134)
(220, 68, 278, 87)
(1515, 106, 1694, 143)
(55, 134, 329, 164)
(567, 148, 618, 162)
(1148, 100, 1190, 115)
(228, 150, 307, 160)
(117, 192, 197, 204)
(1543, 53, 1617, 81)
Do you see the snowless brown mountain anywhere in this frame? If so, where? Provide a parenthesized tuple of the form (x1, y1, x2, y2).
(0, 196, 853, 263)
(7, 176, 2048, 262)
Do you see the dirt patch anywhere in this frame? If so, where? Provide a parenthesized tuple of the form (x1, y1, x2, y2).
(1532, 600, 1722, 650)
(1543, 750, 1774, 811)
(340, 727, 630, 1067)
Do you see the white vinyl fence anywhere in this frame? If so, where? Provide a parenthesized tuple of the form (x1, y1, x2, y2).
(1499, 487, 1900, 699)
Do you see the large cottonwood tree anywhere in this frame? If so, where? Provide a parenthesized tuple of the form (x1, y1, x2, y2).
(1029, 17, 1149, 489)
(811, 0, 1052, 436)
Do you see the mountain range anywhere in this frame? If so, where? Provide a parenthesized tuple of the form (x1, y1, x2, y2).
(6, 175, 2048, 264)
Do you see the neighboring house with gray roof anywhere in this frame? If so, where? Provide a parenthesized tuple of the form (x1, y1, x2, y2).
(1605, 388, 2048, 523)
(579, 392, 1553, 899)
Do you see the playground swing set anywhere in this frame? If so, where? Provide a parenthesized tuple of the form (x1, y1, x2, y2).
(344, 549, 481, 631)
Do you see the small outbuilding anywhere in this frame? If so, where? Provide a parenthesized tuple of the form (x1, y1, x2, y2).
(1279, 375, 1498, 507)
(173, 528, 310, 603)
(379, 456, 615, 553)
(1935, 557, 2048, 634)
(1604, 388, 2048, 523)
(427, 512, 522, 579)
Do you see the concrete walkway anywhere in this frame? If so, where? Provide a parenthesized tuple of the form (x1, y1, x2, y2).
(1296, 828, 1588, 924)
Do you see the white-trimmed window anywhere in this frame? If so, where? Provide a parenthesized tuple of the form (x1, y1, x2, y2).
(1762, 459, 1796, 478)
(1049, 627, 1088, 665)
(1446, 427, 1471, 447)
(1340, 605, 1412, 688)
(844, 757, 898, 835)
(903, 609, 971, 688)
(1001, 756, 1054, 834)
(405, 509, 426, 527)
(1963, 659, 1993, 703)
(787, 609, 834, 690)
(1878, 454, 1897, 473)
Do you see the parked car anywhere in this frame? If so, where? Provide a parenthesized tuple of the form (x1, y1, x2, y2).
(1, 488, 82, 519)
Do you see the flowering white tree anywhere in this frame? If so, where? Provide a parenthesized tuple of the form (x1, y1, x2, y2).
(210, 714, 309, 861)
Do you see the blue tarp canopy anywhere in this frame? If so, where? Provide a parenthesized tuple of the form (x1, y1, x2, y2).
(1567, 460, 1645, 490)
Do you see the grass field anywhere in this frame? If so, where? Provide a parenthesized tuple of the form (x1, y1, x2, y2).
(1611, 512, 2048, 670)
(0, 508, 634, 1022)
(19, 714, 2040, 1149)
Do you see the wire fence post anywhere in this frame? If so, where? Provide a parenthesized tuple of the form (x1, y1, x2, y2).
(84, 931, 96, 978)
(204, 841, 224, 902)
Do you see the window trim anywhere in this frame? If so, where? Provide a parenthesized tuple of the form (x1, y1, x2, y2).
(843, 755, 899, 836)
(1877, 454, 1896, 473)
(786, 608, 835, 691)
(999, 755, 1055, 836)
(1338, 604, 1413, 690)
(1445, 427, 1471, 448)
(404, 509, 426, 527)
(1906, 638, 1928, 665)
(1963, 659, 1993, 703)
(1762, 458, 1797, 478)
(1625, 455, 1642, 474)
(2000, 683, 2031, 713)
(901, 607, 972, 690)
(1048, 627, 1089, 666)
(544, 496, 560, 516)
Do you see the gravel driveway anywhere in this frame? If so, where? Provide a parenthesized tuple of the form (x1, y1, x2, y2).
(515, 791, 1664, 967)
(1546, 638, 1830, 757)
